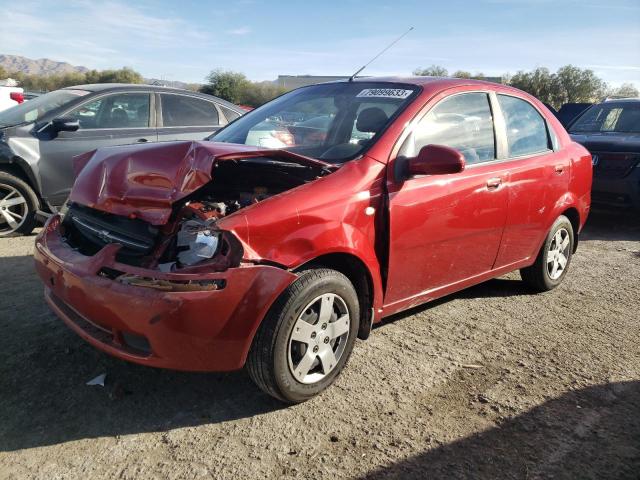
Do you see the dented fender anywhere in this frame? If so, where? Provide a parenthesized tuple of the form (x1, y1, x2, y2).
(216, 156, 387, 316)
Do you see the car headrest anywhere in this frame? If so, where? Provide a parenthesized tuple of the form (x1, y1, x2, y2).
(356, 107, 388, 133)
(109, 108, 129, 127)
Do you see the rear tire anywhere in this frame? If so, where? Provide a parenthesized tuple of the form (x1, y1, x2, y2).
(247, 268, 360, 403)
(0, 172, 38, 237)
(520, 215, 574, 292)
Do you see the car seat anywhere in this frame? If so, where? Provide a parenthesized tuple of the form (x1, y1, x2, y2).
(107, 108, 129, 128)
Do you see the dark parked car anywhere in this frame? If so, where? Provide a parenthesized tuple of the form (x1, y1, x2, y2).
(556, 103, 592, 127)
(0, 84, 244, 235)
(569, 98, 640, 209)
(35, 77, 592, 402)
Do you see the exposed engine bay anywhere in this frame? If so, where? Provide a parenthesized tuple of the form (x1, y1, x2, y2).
(61, 157, 326, 272)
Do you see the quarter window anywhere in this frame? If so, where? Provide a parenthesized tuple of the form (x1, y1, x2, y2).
(220, 105, 241, 122)
(161, 95, 219, 127)
(497, 95, 550, 157)
(399, 93, 496, 165)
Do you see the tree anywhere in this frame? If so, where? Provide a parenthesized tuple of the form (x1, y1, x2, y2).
(506, 65, 607, 109)
(199, 70, 287, 107)
(3, 67, 143, 92)
(240, 81, 287, 108)
(413, 65, 448, 77)
(607, 82, 639, 99)
(184, 83, 202, 92)
(0, 66, 7, 80)
(509, 67, 556, 106)
(200, 70, 251, 104)
(88, 67, 143, 84)
(552, 65, 606, 106)
(452, 70, 472, 79)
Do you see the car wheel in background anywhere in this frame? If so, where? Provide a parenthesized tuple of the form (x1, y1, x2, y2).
(247, 268, 360, 403)
(0, 172, 38, 237)
(520, 215, 575, 292)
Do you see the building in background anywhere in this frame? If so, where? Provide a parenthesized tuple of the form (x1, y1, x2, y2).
(274, 74, 504, 89)
(274, 75, 349, 89)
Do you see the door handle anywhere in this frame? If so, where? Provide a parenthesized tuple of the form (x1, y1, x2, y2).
(486, 177, 502, 189)
(137, 138, 149, 143)
(554, 165, 565, 174)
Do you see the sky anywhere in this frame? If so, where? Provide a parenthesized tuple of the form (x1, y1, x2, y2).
(0, 0, 638, 87)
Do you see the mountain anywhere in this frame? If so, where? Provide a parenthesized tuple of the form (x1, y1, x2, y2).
(144, 78, 200, 90)
(0, 54, 200, 89)
(0, 54, 89, 76)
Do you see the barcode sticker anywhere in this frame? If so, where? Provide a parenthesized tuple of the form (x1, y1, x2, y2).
(356, 88, 413, 99)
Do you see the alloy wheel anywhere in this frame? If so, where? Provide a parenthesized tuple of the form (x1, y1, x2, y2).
(0, 185, 28, 235)
(288, 293, 351, 384)
(547, 227, 570, 280)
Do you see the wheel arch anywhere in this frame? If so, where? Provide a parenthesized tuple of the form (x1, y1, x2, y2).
(537, 192, 581, 256)
(294, 252, 376, 340)
(560, 206, 581, 253)
(0, 157, 42, 208)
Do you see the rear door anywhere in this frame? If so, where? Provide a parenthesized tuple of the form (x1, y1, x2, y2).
(491, 94, 570, 268)
(38, 91, 156, 206)
(384, 90, 509, 310)
(157, 93, 225, 142)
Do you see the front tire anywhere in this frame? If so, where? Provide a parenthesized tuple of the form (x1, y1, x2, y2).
(520, 215, 574, 292)
(0, 172, 38, 237)
(247, 268, 360, 403)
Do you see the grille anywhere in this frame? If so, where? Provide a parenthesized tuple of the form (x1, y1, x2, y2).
(63, 204, 160, 261)
(593, 152, 639, 179)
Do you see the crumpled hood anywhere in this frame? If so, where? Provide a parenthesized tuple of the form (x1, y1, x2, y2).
(69, 140, 332, 225)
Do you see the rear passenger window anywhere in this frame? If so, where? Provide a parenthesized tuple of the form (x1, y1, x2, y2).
(161, 95, 219, 127)
(400, 93, 496, 165)
(497, 95, 550, 157)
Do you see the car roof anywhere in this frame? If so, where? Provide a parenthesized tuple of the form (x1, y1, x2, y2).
(61, 83, 243, 111)
(602, 98, 640, 103)
(346, 75, 501, 88)
(331, 76, 528, 96)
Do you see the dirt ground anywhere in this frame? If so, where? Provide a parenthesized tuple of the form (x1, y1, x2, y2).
(0, 208, 639, 480)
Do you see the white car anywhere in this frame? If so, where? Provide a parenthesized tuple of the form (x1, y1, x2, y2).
(0, 79, 24, 112)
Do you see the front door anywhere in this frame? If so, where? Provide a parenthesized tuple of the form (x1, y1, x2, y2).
(384, 91, 509, 311)
(38, 92, 156, 207)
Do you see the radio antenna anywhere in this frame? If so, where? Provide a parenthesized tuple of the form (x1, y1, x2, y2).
(349, 26, 414, 81)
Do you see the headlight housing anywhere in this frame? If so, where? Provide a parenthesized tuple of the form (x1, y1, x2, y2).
(176, 219, 221, 266)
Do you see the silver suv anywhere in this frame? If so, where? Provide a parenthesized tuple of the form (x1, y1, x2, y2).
(0, 83, 243, 236)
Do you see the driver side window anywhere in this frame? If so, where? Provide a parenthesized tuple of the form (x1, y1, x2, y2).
(67, 93, 150, 129)
(400, 92, 496, 165)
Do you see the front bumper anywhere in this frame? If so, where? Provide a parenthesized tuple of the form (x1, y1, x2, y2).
(34, 216, 297, 371)
(592, 168, 640, 210)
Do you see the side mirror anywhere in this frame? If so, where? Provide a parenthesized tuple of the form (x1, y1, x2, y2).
(51, 117, 80, 133)
(407, 144, 465, 176)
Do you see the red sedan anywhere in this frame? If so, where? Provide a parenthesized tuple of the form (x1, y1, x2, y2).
(34, 77, 592, 402)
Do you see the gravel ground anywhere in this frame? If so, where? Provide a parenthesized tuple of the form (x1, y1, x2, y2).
(0, 208, 639, 480)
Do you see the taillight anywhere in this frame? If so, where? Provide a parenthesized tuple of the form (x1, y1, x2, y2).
(271, 130, 295, 146)
(10, 92, 24, 104)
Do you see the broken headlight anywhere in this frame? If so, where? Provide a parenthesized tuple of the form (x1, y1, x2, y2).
(176, 219, 221, 266)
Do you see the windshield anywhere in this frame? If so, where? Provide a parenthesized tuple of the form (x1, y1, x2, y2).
(210, 82, 419, 163)
(570, 102, 640, 134)
(0, 89, 90, 127)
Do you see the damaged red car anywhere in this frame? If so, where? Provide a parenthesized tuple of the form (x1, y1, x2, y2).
(34, 78, 592, 402)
